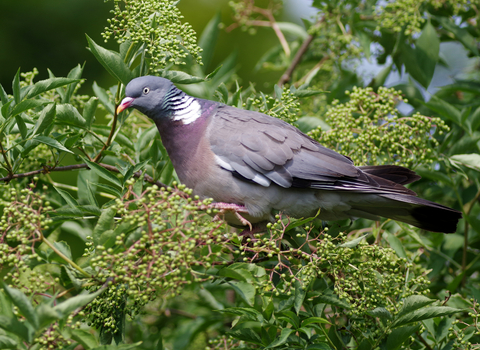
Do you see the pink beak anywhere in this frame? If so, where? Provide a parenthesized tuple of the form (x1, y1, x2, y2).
(116, 97, 135, 114)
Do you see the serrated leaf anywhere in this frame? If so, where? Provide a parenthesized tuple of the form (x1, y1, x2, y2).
(32, 135, 73, 154)
(55, 187, 79, 207)
(33, 103, 56, 136)
(386, 325, 420, 350)
(229, 281, 255, 306)
(278, 310, 300, 329)
(265, 328, 294, 348)
(56, 104, 87, 128)
(0, 335, 17, 349)
(338, 234, 369, 248)
(0, 83, 8, 104)
(392, 306, 463, 328)
(12, 68, 21, 104)
(93, 207, 117, 246)
(86, 35, 133, 85)
(82, 158, 122, 188)
(10, 99, 51, 118)
(159, 70, 204, 84)
(302, 317, 331, 327)
(36, 302, 60, 329)
(49, 241, 72, 263)
(218, 307, 263, 322)
(396, 295, 435, 320)
(227, 328, 263, 346)
(385, 232, 407, 259)
(53, 288, 105, 318)
(294, 280, 306, 315)
(83, 97, 98, 129)
(64, 64, 84, 103)
(14, 115, 27, 138)
(70, 328, 99, 349)
(89, 342, 142, 350)
(367, 307, 392, 320)
(0, 315, 32, 342)
(3, 284, 38, 329)
(450, 154, 480, 172)
(26, 78, 79, 100)
(433, 16, 478, 55)
(198, 12, 221, 69)
(420, 95, 462, 126)
(92, 82, 115, 115)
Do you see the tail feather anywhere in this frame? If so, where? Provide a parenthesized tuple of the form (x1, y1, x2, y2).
(359, 165, 421, 185)
(351, 193, 462, 233)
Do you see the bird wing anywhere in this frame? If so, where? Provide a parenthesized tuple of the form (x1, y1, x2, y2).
(207, 105, 415, 195)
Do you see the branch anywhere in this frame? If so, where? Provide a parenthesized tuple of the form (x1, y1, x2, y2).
(0, 163, 168, 188)
(278, 33, 315, 86)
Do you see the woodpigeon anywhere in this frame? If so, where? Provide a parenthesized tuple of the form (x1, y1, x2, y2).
(117, 76, 462, 233)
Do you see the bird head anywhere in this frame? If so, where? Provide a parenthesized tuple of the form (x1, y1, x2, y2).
(117, 76, 175, 118)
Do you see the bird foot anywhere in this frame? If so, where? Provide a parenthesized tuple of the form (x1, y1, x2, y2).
(211, 202, 253, 231)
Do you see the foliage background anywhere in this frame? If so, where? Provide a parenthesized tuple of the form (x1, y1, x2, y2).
(1, 0, 480, 350)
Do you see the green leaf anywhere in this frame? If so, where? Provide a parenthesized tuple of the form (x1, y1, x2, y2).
(0, 315, 32, 342)
(159, 70, 204, 84)
(229, 281, 255, 306)
(93, 207, 117, 246)
(56, 104, 87, 128)
(396, 295, 435, 320)
(86, 34, 133, 85)
(89, 343, 142, 350)
(14, 115, 27, 138)
(367, 307, 392, 320)
(302, 317, 331, 327)
(32, 135, 73, 154)
(432, 16, 479, 55)
(278, 310, 300, 329)
(306, 343, 331, 350)
(400, 21, 439, 88)
(227, 328, 263, 346)
(198, 12, 221, 69)
(83, 97, 99, 129)
(338, 234, 369, 248)
(385, 232, 407, 259)
(36, 302, 60, 329)
(12, 68, 21, 104)
(92, 82, 115, 115)
(0, 83, 8, 104)
(265, 328, 294, 348)
(53, 288, 105, 318)
(86, 180, 99, 208)
(49, 241, 72, 263)
(277, 22, 308, 40)
(10, 99, 51, 118)
(392, 306, 463, 328)
(313, 293, 351, 309)
(450, 154, 480, 172)
(293, 89, 325, 98)
(55, 187, 79, 207)
(0, 335, 17, 349)
(386, 325, 420, 350)
(294, 280, 306, 315)
(3, 284, 38, 329)
(218, 307, 263, 322)
(33, 103, 56, 136)
(94, 182, 123, 198)
(26, 78, 79, 100)
(420, 95, 462, 126)
(82, 158, 122, 188)
(70, 328, 99, 350)
(64, 64, 84, 103)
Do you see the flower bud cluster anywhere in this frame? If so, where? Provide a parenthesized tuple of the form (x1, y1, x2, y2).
(102, 0, 202, 72)
(309, 86, 448, 168)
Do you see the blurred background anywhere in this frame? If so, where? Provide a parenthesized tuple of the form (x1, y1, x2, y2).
(0, 0, 315, 93)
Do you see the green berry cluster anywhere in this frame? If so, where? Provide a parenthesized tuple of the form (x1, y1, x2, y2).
(34, 324, 72, 350)
(102, 0, 202, 72)
(376, 0, 472, 36)
(0, 181, 54, 294)
(82, 182, 230, 335)
(207, 335, 245, 349)
(246, 86, 301, 124)
(309, 86, 448, 168)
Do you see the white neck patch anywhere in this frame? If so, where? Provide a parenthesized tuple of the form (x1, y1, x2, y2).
(172, 96, 202, 125)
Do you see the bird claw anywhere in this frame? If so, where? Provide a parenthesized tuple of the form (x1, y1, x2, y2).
(211, 202, 253, 231)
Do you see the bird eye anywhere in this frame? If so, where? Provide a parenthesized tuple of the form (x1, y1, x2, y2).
(143, 87, 150, 95)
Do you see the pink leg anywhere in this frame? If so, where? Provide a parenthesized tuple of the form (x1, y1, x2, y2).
(211, 202, 253, 231)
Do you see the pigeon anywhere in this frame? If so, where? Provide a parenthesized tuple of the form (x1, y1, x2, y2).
(117, 76, 462, 233)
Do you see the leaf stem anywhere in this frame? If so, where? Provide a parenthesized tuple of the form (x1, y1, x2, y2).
(0, 136, 13, 176)
(38, 230, 91, 278)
